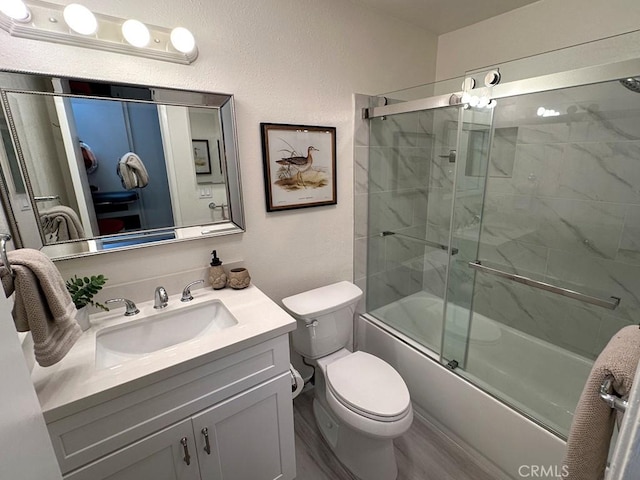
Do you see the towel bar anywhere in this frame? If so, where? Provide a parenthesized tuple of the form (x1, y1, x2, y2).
(381, 231, 459, 255)
(34, 195, 61, 202)
(600, 375, 628, 413)
(0, 234, 13, 277)
(469, 261, 621, 310)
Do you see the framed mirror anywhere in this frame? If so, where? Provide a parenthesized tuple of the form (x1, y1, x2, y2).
(0, 71, 244, 259)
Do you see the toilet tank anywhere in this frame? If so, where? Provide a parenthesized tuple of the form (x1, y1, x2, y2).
(282, 281, 363, 359)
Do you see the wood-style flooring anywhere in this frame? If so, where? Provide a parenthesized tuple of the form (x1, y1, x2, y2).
(293, 390, 503, 480)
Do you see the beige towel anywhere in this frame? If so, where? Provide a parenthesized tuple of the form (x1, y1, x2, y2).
(40, 205, 85, 241)
(117, 152, 149, 190)
(562, 325, 640, 480)
(0, 249, 81, 367)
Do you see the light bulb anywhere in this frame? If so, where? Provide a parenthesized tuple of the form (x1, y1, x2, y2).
(0, 0, 30, 21)
(63, 3, 97, 35)
(170, 27, 195, 54)
(122, 19, 150, 48)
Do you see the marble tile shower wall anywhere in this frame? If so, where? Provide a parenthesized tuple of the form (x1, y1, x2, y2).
(472, 97, 640, 359)
(354, 95, 446, 312)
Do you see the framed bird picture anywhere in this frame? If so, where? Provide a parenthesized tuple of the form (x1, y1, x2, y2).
(260, 123, 337, 212)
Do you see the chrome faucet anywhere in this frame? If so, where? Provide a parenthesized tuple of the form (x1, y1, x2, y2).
(154, 286, 169, 309)
(105, 298, 140, 316)
(181, 279, 205, 302)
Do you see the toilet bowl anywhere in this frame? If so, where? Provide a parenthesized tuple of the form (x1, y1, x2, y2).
(282, 281, 413, 480)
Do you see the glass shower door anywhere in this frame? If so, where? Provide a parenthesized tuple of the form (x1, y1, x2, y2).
(443, 77, 640, 437)
(365, 104, 461, 356)
(441, 105, 494, 366)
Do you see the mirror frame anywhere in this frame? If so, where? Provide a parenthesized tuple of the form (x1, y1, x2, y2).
(0, 70, 245, 259)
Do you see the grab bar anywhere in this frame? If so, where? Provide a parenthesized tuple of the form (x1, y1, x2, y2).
(381, 231, 459, 255)
(600, 374, 628, 413)
(468, 261, 621, 310)
(0, 234, 14, 277)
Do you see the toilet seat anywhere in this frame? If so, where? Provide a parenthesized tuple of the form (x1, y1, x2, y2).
(326, 351, 411, 422)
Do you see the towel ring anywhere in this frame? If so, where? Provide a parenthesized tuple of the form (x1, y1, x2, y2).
(0, 234, 13, 277)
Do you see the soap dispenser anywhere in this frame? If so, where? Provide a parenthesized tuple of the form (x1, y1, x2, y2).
(208, 250, 227, 290)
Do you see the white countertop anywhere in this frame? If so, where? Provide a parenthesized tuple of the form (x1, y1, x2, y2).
(31, 285, 296, 423)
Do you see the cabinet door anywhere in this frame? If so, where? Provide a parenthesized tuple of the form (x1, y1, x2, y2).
(191, 373, 295, 480)
(64, 418, 200, 480)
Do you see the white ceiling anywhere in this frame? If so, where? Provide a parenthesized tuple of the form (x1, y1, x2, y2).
(355, 0, 542, 35)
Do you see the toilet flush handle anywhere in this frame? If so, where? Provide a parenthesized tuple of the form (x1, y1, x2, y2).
(306, 319, 318, 338)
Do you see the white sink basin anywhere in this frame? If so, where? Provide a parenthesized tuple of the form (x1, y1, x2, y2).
(95, 300, 238, 369)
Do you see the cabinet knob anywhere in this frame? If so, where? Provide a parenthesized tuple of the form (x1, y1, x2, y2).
(180, 437, 191, 466)
(202, 427, 211, 455)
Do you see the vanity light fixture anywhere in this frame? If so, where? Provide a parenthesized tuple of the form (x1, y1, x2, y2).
(0, 0, 30, 21)
(63, 3, 96, 35)
(122, 19, 150, 48)
(536, 106, 560, 117)
(460, 91, 496, 110)
(0, 0, 198, 64)
(170, 26, 195, 54)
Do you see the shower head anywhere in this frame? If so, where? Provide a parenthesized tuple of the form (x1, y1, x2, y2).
(620, 77, 640, 93)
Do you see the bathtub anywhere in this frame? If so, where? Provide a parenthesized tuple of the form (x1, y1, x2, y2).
(371, 291, 592, 437)
(363, 291, 593, 477)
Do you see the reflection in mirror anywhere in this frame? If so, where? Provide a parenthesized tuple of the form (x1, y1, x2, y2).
(0, 72, 244, 259)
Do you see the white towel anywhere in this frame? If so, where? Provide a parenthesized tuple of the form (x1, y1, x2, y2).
(117, 152, 149, 190)
(39, 205, 85, 241)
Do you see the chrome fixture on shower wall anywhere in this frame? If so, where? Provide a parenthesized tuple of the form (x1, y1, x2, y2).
(0, 0, 198, 64)
(620, 77, 640, 93)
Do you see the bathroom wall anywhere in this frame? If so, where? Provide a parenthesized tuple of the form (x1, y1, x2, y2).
(0, 0, 438, 304)
(435, 0, 640, 81)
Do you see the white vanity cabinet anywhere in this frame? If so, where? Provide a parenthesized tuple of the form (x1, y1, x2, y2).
(45, 335, 296, 480)
(64, 418, 199, 480)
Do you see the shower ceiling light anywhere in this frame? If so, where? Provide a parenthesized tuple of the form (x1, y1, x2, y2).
(0, 0, 198, 64)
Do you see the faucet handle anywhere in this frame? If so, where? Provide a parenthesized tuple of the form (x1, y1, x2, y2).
(106, 298, 140, 316)
(181, 279, 205, 302)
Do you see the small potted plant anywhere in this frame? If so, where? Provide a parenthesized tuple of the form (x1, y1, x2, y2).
(66, 274, 109, 331)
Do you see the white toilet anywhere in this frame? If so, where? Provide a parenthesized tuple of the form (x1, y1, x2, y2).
(282, 281, 413, 480)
